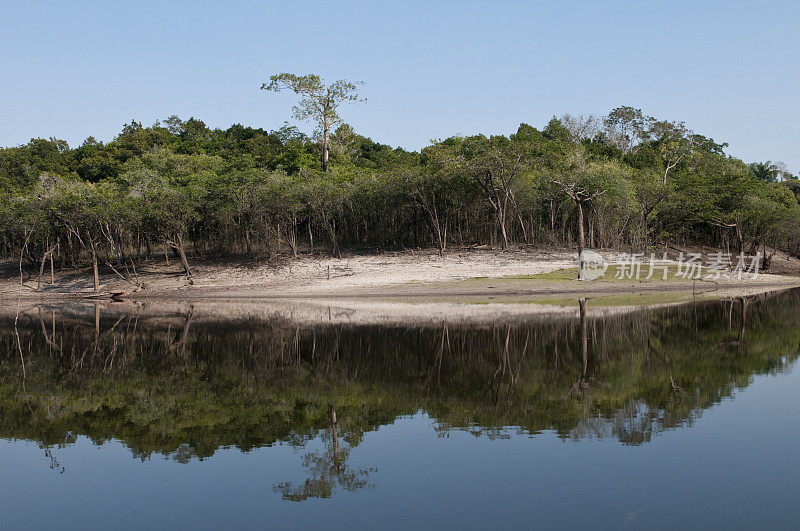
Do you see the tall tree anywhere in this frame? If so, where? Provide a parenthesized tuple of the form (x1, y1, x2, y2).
(649, 120, 693, 184)
(603, 106, 650, 154)
(262, 73, 364, 172)
(560, 113, 602, 143)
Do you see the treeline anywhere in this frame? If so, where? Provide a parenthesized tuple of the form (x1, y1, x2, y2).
(2, 107, 799, 285)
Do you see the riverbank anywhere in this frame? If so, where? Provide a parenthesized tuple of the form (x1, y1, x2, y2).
(4, 247, 800, 299)
(3, 247, 800, 324)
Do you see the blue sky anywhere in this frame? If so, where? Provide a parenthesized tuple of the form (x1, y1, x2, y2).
(1, 1, 797, 171)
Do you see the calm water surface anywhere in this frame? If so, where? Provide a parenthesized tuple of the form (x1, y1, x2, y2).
(2, 291, 800, 529)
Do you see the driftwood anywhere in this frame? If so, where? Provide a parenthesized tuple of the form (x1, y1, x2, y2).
(77, 290, 129, 301)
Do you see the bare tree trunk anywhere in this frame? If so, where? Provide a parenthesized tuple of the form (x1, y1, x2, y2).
(94, 302, 100, 339)
(174, 233, 192, 278)
(577, 201, 585, 280)
(174, 309, 194, 358)
(420, 200, 445, 256)
(442, 220, 447, 254)
(117, 226, 125, 269)
(738, 297, 748, 352)
(88, 236, 100, 292)
(433, 218, 444, 255)
(663, 156, 682, 185)
(19, 230, 32, 288)
(38, 251, 47, 291)
(567, 298, 590, 397)
(49, 241, 55, 284)
(580, 298, 588, 379)
(289, 216, 298, 258)
(38, 242, 57, 290)
(498, 203, 509, 250)
(735, 215, 743, 252)
(322, 123, 330, 172)
(308, 217, 314, 255)
(516, 210, 528, 244)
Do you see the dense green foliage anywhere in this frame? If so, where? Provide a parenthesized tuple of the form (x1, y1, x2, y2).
(2, 107, 799, 276)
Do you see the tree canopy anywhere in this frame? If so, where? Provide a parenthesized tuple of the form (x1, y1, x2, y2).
(1, 105, 799, 286)
(261, 73, 364, 172)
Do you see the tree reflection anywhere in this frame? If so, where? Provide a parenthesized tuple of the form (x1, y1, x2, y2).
(565, 298, 590, 398)
(1, 288, 799, 480)
(274, 404, 375, 501)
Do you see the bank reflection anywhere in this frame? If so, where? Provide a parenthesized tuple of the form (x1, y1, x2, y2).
(1, 290, 798, 499)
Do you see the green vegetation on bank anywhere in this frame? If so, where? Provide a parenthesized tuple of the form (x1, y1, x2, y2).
(516, 264, 713, 281)
(521, 292, 709, 308)
(2, 85, 799, 289)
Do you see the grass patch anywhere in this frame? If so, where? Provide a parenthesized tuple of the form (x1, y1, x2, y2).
(521, 292, 704, 308)
(510, 264, 717, 282)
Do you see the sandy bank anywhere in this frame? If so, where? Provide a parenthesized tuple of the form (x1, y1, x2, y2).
(3, 248, 799, 325)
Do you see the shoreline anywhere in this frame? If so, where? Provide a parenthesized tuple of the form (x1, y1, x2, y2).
(3, 248, 800, 325)
(6, 284, 797, 327)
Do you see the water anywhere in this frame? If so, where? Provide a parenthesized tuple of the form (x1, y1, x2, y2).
(2, 291, 800, 529)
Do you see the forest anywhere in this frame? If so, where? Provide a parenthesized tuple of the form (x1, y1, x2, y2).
(2, 88, 799, 286)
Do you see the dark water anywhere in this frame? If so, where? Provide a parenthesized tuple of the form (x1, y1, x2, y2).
(2, 291, 800, 529)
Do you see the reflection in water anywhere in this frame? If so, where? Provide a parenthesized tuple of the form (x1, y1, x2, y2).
(275, 404, 375, 501)
(1, 289, 799, 499)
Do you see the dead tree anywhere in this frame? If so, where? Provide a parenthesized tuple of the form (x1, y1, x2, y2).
(37, 243, 57, 291)
(166, 233, 193, 279)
